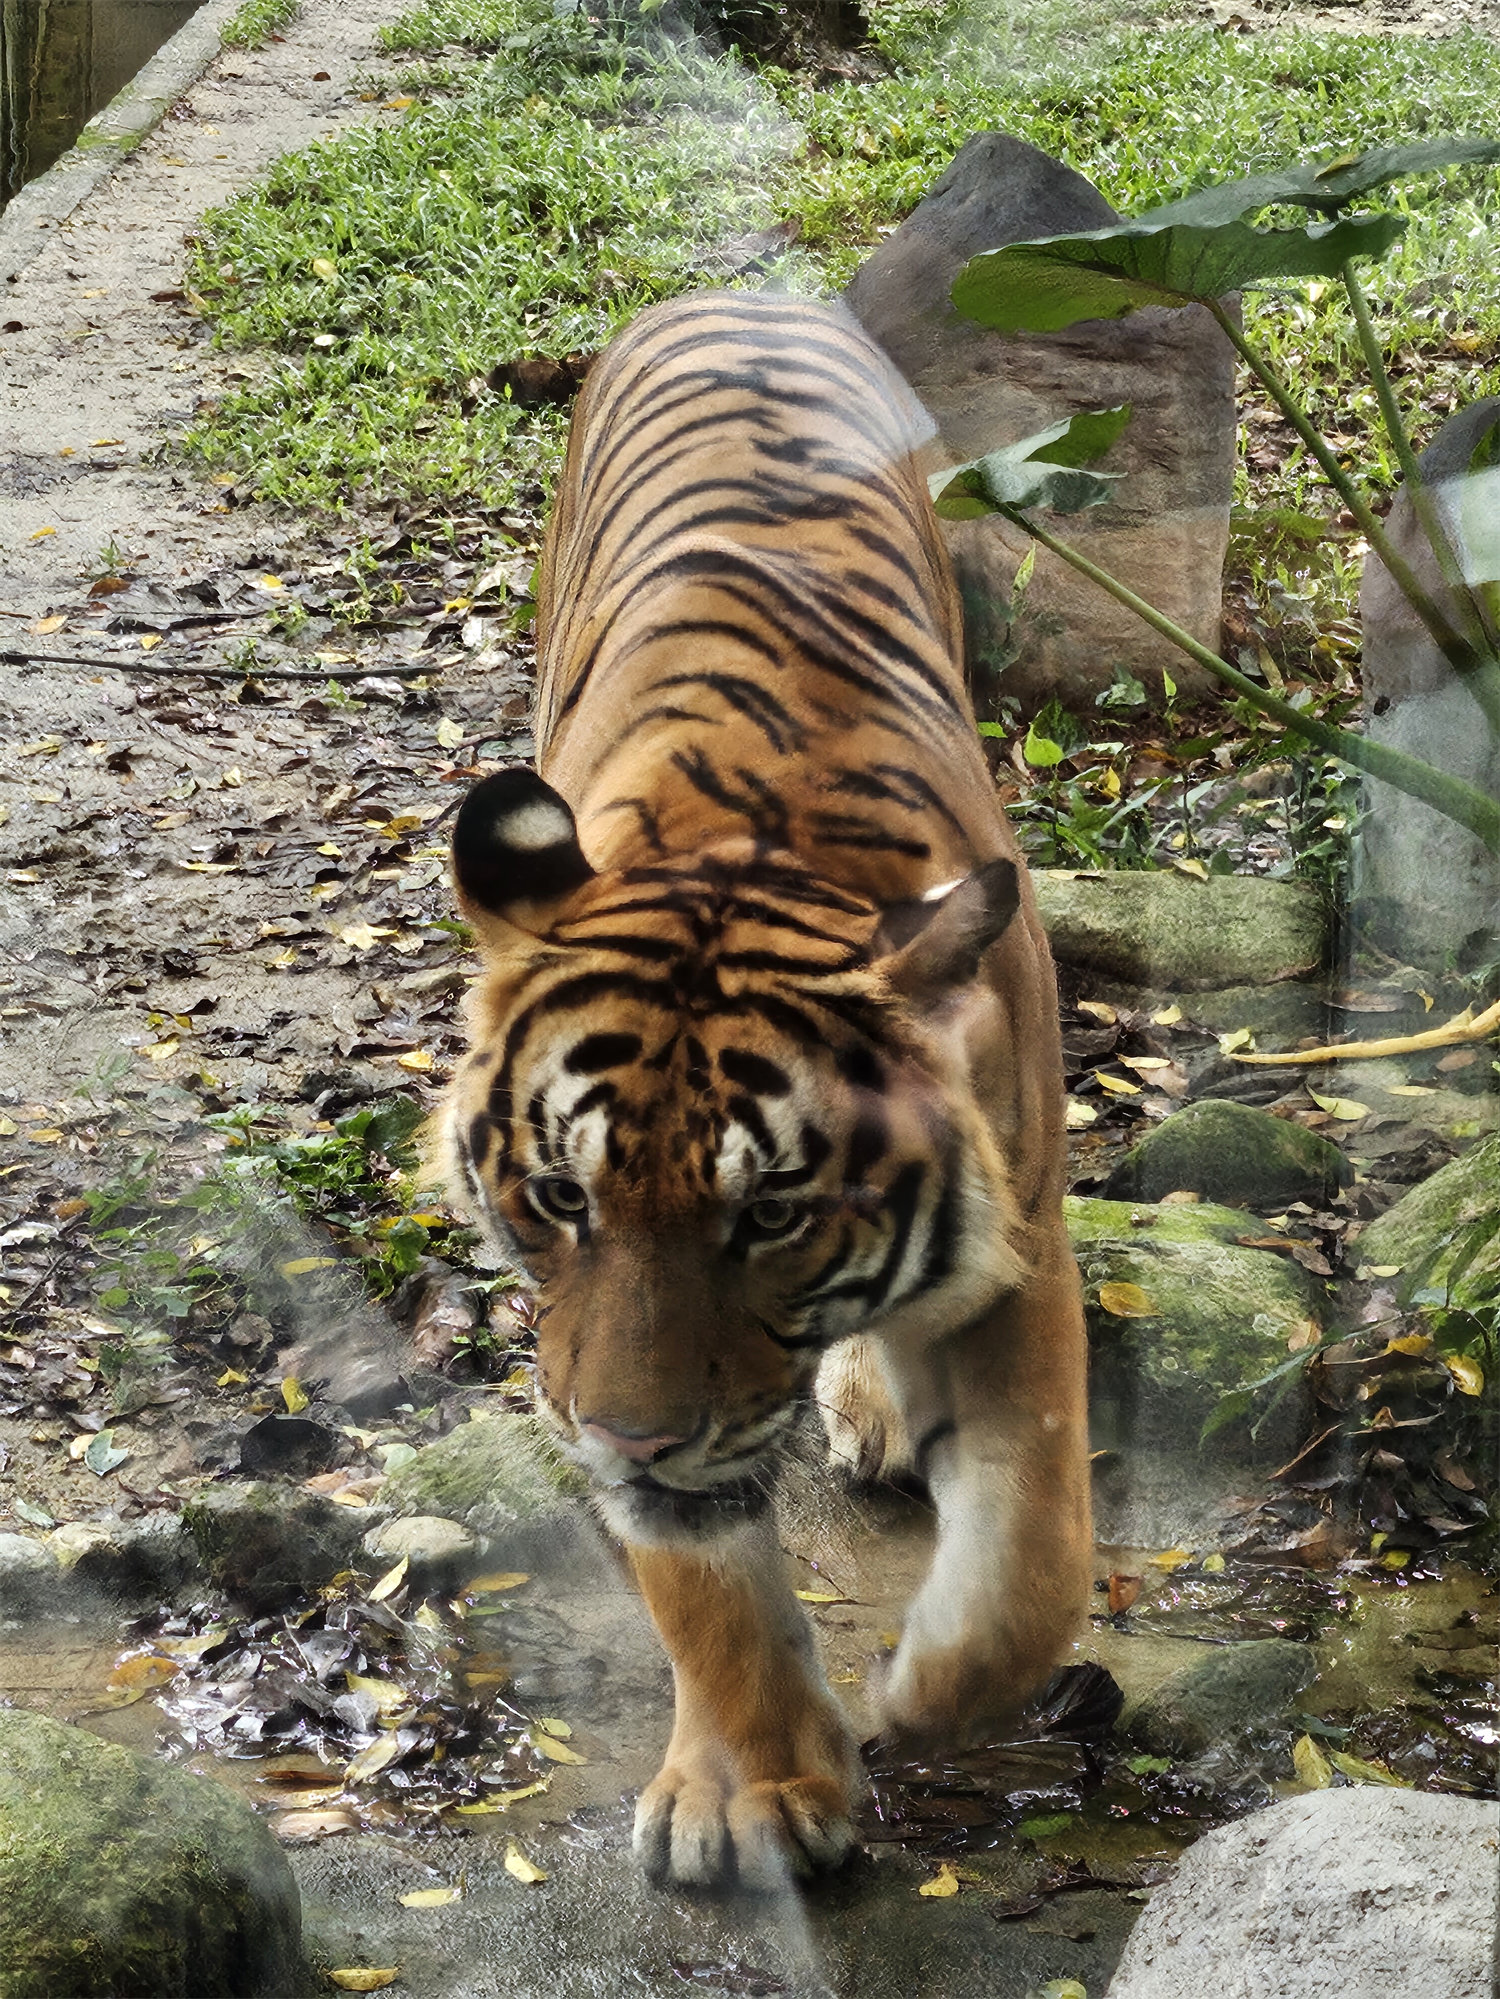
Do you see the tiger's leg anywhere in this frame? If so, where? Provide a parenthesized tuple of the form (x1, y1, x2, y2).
(877, 1235, 1093, 1740)
(816, 1334, 913, 1482)
(627, 1518, 858, 1891)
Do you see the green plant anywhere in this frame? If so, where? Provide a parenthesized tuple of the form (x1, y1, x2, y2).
(221, 0, 300, 48)
(935, 139, 1500, 853)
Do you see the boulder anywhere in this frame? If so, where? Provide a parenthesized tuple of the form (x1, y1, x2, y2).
(379, 1412, 589, 1551)
(844, 130, 1237, 713)
(364, 1512, 480, 1588)
(181, 1481, 378, 1611)
(0, 1532, 60, 1619)
(1356, 397, 1500, 968)
(1356, 1132, 1500, 1312)
(1031, 869, 1326, 990)
(44, 1513, 203, 1606)
(1065, 1196, 1324, 1454)
(1125, 1638, 1316, 1758)
(1104, 1099, 1352, 1208)
(0, 1707, 302, 1998)
(1106, 1787, 1500, 1999)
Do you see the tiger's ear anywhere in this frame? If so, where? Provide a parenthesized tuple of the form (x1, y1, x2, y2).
(451, 768, 594, 941)
(874, 859, 1020, 1000)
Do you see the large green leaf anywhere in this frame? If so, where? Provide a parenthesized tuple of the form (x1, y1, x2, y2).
(952, 213, 1406, 335)
(1140, 137, 1500, 227)
(928, 406, 1129, 518)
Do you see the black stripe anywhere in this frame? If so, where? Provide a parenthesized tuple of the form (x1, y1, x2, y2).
(718, 1048, 792, 1097)
(567, 1032, 643, 1073)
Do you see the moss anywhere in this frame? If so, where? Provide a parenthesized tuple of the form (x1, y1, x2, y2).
(381, 1411, 589, 1530)
(0, 1710, 301, 1998)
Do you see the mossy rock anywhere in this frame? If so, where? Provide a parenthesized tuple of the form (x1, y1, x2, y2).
(1066, 1195, 1326, 1455)
(380, 1412, 589, 1545)
(180, 1481, 375, 1610)
(1126, 1638, 1317, 1757)
(1357, 1133, 1500, 1310)
(0, 1709, 301, 1998)
(1104, 1099, 1353, 1209)
(1032, 870, 1326, 990)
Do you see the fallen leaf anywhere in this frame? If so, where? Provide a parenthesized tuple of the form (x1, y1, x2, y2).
(1171, 856, 1209, 881)
(30, 615, 67, 635)
(369, 1555, 410, 1604)
(280, 1257, 339, 1277)
(274, 1806, 359, 1840)
(105, 1653, 180, 1696)
(434, 717, 466, 750)
(282, 1375, 310, 1414)
(345, 1733, 403, 1785)
(1328, 1749, 1410, 1788)
(1098, 1282, 1156, 1318)
(337, 923, 393, 952)
(1151, 1004, 1183, 1026)
(1443, 1355, 1484, 1397)
(1075, 1000, 1116, 1024)
(1217, 1026, 1254, 1055)
(1149, 1546, 1196, 1572)
(346, 1674, 409, 1717)
(504, 1841, 548, 1884)
(531, 1733, 585, 1765)
(139, 633, 162, 651)
(1119, 1056, 1172, 1074)
(397, 1886, 461, 1908)
(311, 258, 339, 280)
(918, 1862, 961, 1897)
(794, 1589, 855, 1605)
(467, 1571, 531, 1594)
(1064, 1100, 1098, 1129)
(534, 1718, 572, 1739)
(395, 1049, 433, 1073)
(329, 1973, 401, 1993)
(29, 526, 56, 540)
(1093, 1070, 1141, 1096)
(1293, 1733, 1333, 1788)
(1107, 1572, 1141, 1614)
(1307, 1089, 1369, 1122)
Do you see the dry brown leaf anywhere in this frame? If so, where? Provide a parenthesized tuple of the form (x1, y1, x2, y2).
(1098, 1281, 1156, 1318)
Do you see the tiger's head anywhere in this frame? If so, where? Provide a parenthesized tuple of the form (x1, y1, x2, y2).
(442, 768, 1027, 1543)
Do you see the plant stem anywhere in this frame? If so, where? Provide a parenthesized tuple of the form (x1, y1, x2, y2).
(1340, 257, 1500, 663)
(1205, 297, 1500, 726)
(1001, 506, 1500, 853)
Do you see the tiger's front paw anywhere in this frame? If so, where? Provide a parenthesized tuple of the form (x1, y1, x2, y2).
(633, 1763, 854, 1892)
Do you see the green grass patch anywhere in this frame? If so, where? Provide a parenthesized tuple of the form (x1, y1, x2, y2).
(221, 0, 301, 50)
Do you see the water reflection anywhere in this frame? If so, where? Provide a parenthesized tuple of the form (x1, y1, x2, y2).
(0, 0, 200, 208)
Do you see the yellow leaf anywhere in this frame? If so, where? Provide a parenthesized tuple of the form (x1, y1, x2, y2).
(345, 1733, 403, 1785)
(1119, 1056, 1171, 1074)
(1201, 1553, 1225, 1573)
(534, 1718, 572, 1739)
(257, 574, 286, 592)
(143, 1038, 179, 1061)
(217, 1367, 248, 1387)
(1382, 1334, 1432, 1358)
(505, 1841, 548, 1884)
(337, 923, 392, 952)
(1328, 1749, 1410, 1788)
(1093, 1070, 1141, 1096)
(1075, 1000, 1116, 1024)
(31, 615, 67, 635)
(312, 334, 339, 348)
(222, 767, 244, 788)
(1217, 1026, 1254, 1055)
(282, 1376, 310, 1414)
(397, 1886, 461, 1908)
(311, 258, 339, 280)
(918, 1862, 960, 1897)
(346, 1674, 409, 1716)
(385, 95, 416, 109)
(1307, 1090, 1369, 1122)
(1149, 1546, 1196, 1572)
(29, 526, 57, 540)
(275, 1806, 359, 1841)
(139, 633, 162, 651)
(1171, 856, 1209, 881)
(1151, 1004, 1183, 1026)
(468, 1571, 531, 1594)
(329, 1973, 401, 1993)
(1292, 1733, 1332, 1788)
(1443, 1354, 1484, 1397)
(16, 737, 61, 756)
(369, 1556, 410, 1604)
(1097, 1281, 1156, 1318)
(1386, 1085, 1436, 1097)
(531, 1733, 585, 1764)
(1064, 1099, 1099, 1129)
(435, 718, 466, 750)
(794, 1589, 854, 1605)
(280, 1256, 339, 1277)
(395, 1049, 433, 1073)
(454, 1779, 550, 1812)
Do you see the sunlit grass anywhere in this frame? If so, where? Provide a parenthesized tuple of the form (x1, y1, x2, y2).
(221, 0, 300, 49)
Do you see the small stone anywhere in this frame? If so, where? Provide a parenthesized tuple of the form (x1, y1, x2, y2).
(365, 1513, 479, 1588)
(1126, 1638, 1316, 1757)
(1105, 1099, 1353, 1208)
(0, 1707, 302, 1997)
(45, 1520, 113, 1570)
(0, 1531, 60, 1618)
(381, 1413, 591, 1559)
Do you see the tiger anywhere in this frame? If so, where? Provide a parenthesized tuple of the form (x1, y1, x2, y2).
(442, 289, 1092, 1892)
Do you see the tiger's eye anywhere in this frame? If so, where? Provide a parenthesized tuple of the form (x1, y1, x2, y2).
(535, 1176, 588, 1220)
(745, 1197, 801, 1238)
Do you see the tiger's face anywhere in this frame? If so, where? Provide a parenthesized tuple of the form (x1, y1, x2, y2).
(444, 769, 1025, 1543)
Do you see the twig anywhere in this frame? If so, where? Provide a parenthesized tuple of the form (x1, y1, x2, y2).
(1231, 998, 1500, 1066)
(1, 646, 442, 682)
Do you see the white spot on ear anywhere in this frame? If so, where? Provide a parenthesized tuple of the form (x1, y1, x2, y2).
(501, 800, 575, 852)
(921, 877, 962, 903)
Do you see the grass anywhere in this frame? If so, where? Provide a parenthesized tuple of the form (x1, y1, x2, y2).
(221, 0, 301, 49)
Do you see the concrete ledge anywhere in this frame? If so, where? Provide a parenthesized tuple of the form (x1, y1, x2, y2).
(0, 0, 253, 283)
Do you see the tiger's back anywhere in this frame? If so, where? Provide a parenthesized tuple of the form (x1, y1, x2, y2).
(444, 290, 1092, 1893)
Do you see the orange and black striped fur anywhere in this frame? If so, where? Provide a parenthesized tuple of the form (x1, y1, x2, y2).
(444, 291, 1091, 1891)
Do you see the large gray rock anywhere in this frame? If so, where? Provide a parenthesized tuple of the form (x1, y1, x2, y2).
(1066, 1196, 1323, 1454)
(844, 130, 1237, 713)
(1032, 869, 1326, 990)
(1357, 1133, 1500, 1315)
(0, 1532, 60, 1619)
(380, 1412, 589, 1550)
(1126, 1639, 1316, 1758)
(1356, 397, 1500, 968)
(1105, 1099, 1352, 1208)
(0, 1707, 302, 1998)
(1106, 1787, 1500, 1999)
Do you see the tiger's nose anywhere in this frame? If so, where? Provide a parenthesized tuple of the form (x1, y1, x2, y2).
(578, 1419, 692, 1464)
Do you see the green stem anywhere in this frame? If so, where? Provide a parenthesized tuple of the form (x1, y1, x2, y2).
(1002, 506, 1500, 854)
(1206, 297, 1500, 721)
(1340, 257, 1500, 663)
